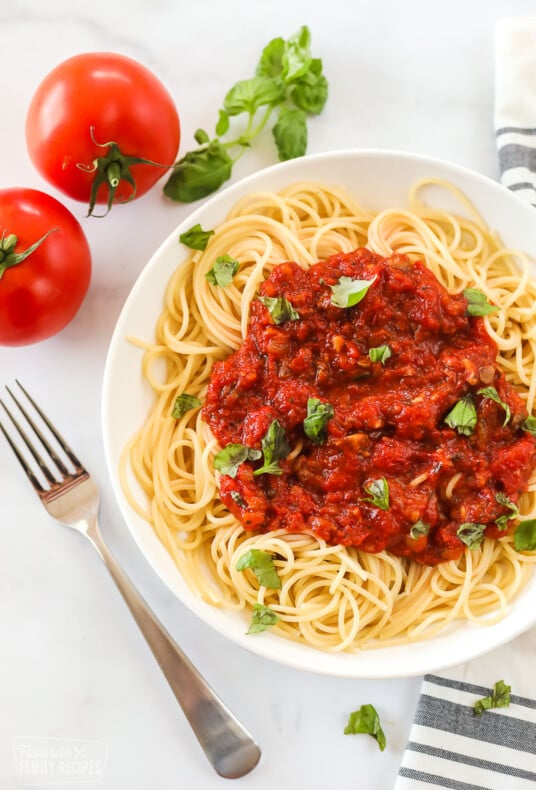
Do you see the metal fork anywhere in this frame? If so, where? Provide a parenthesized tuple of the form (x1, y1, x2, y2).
(0, 381, 261, 779)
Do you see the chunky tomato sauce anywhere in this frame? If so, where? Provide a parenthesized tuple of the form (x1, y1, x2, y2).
(202, 249, 536, 564)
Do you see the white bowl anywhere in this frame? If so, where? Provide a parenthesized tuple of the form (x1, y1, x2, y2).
(102, 149, 536, 678)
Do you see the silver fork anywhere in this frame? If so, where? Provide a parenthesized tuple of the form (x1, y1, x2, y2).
(0, 381, 261, 779)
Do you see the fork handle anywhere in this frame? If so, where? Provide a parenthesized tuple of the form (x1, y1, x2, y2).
(86, 518, 261, 779)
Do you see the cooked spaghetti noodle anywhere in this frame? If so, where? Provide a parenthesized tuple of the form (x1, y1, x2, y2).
(122, 179, 536, 652)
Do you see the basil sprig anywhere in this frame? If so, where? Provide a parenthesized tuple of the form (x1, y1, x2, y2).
(163, 26, 328, 202)
(246, 603, 280, 634)
(205, 255, 240, 288)
(258, 296, 300, 324)
(254, 420, 291, 476)
(457, 522, 486, 550)
(214, 443, 262, 478)
(474, 680, 511, 716)
(478, 386, 511, 426)
(444, 395, 477, 436)
(330, 275, 377, 308)
(463, 288, 499, 317)
(344, 704, 386, 751)
(303, 398, 334, 444)
(514, 519, 536, 551)
(179, 223, 215, 251)
(362, 478, 389, 510)
(236, 549, 282, 589)
(171, 393, 202, 418)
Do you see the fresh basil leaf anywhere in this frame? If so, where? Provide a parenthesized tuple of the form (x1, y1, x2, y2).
(246, 603, 280, 634)
(223, 76, 284, 117)
(171, 393, 202, 418)
(215, 109, 230, 137)
(236, 549, 282, 590)
(457, 522, 486, 550)
(368, 345, 392, 364)
(205, 254, 240, 288)
(272, 107, 307, 161)
(214, 443, 262, 478)
(410, 520, 430, 540)
(258, 296, 300, 324)
(523, 415, 536, 436)
(304, 398, 334, 445)
(254, 420, 291, 476)
(163, 140, 233, 203)
(363, 478, 389, 511)
(194, 128, 210, 145)
(514, 519, 536, 551)
(463, 288, 499, 317)
(281, 25, 312, 83)
(478, 386, 511, 426)
(179, 223, 215, 251)
(495, 492, 518, 531)
(344, 704, 386, 751)
(256, 36, 286, 78)
(444, 395, 477, 436)
(290, 58, 328, 114)
(474, 680, 511, 716)
(230, 490, 246, 508)
(330, 275, 377, 308)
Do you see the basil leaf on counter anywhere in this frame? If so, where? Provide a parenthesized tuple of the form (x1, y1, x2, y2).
(410, 520, 430, 540)
(246, 603, 280, 634)
(214, 443, 262, 478)
(514, 519, 536, 551)
(205, 254, 240, 287)
(304, 398, 334, 445)
(281, 25, 312, 82)
(258, 296, 300, 324)
(478, 386, 511, 426)
(163, 140, 233, 203)
(495, 493, 518, 531)
(368, 345, 392, 364)
(179, 223, 215, 251)
(463, 288, 499, 317)
(474, 680, 511, 716)
(362, 478, 390, 511)
(254, 420, 291, 476)
(457, 522, 486, 550)
(256, 36, 286, 79)
(444, 395, 477, 436)
(330, 275, 377, 308)
(223, 76, 284, 116)
(272, 107, 307, 160)
(344, 704, 386, 751)
(171, 393, 202, 418)
(236, 549, 282, 589)
(290, 58, 328, 115)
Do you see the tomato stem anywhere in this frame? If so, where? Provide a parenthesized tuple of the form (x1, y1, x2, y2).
(0, 229, 57, 280)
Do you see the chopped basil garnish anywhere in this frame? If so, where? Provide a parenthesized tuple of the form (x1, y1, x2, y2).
(514, 519, 536, 551)
(236, 549, 282, 589)
(457, 522, 486, 550)
(171, 393, 202, 418)
(522, 415, 536, 436)
(444, 395, 477, 436)
(258, 295, 300, 324)
(478, 386, 511, 426)
(344, 704, 386, 751)
(246, 603, 280, 634)
(362, 478, 389, 510)
(205, 254, 240, 287)
(254, 419, 291, 476)
(410, 520, 430, 540)
(303, 398, 334, 444)
(463, 288, 499, 317)
(368, 345, 392, 364)
(179, 223, 215, 251)
(474, 680, 511, 716)
(214, 443, 262, 478)
(230, 491, 246, 507)
(495, 493, 518, 531)
(330, 275, 377, 308)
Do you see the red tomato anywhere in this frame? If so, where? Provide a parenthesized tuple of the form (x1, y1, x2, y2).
(0, 189, 91, 346)
(25, 52, 180, 214)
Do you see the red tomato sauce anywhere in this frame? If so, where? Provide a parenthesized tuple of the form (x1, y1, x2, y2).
(202, 249, 536, 565)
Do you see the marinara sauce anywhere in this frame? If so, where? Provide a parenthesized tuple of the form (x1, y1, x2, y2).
(202, 248, 536, 565)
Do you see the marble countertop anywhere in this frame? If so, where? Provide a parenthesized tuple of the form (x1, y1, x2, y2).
(1, 1, 535, 788)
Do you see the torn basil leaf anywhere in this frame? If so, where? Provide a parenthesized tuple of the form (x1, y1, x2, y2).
(254, 420, 291, 476)
(514, 519, 536, 551)
(171, 393, 202, 418)
(464, 288, 499, 317)
(457, 522, 486, 550)
(258, 296, 300, 324)
(474, 680, 511, 716)
(368, 345, 392, 364)
(344, 704, 386, 751)
(214, 443, 262, 478)
(230, 491, 246, 508)
(246, 603, 280, 634)
(444, 395, 477, 436)
(304, 398, 334, 445)
(179, 223, 215, 251)
(410, 520, 430, 540)
(205, 254, 240, 288)
(478, 386, 511, 426)
(522, 415, 536, 437)
(236, 549, 282, 589)
(330, 275, 376, 308)
(495, 493, 518, 531)
(362, 478, 389, 510)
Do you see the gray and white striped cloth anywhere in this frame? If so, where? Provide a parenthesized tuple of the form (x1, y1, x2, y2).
(395, 18, 536, 788)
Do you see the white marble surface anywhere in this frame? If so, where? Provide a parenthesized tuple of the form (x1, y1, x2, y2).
(1, 1, 535, 788)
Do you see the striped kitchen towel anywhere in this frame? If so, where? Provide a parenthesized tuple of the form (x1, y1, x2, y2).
(495, 17, 536, 205)
(395, 627, 536, 789)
